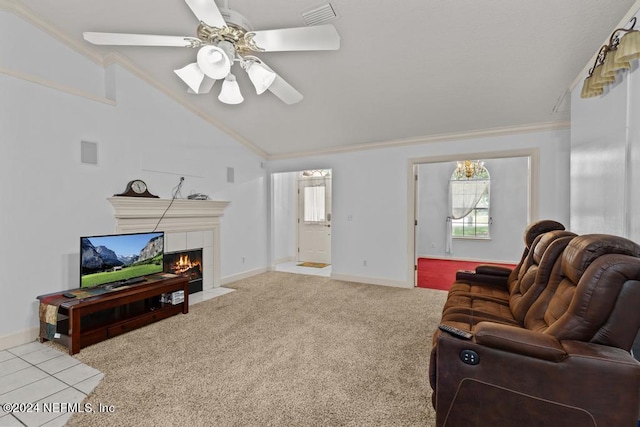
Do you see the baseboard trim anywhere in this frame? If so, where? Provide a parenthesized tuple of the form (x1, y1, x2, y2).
(0, 326, 40, 351)
(222, 267, 268, 286)
(331, 273, 411, 289)
(272, 256, 296, 266)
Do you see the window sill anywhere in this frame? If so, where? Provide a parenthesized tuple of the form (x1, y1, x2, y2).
(452, 236, 491, 241)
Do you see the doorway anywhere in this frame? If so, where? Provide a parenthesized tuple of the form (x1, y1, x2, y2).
(297, 171, 332, 265)
(270, 169, 332, 277)
(409, 149, 538, 287)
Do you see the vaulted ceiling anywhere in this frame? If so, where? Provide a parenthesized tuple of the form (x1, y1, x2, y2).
(12, 0, 640, 158)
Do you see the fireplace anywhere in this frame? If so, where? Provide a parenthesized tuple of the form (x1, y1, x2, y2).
(108, 197, 229, 293)
(164, 249, 203, 295)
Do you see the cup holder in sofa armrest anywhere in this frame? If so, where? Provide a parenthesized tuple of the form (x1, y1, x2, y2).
(474, 322, 568, 362)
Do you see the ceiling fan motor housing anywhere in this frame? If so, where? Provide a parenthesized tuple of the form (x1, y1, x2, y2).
(219, 8, 253, 32)
(217, 40, 236, 61)
(196, 8, 255, 53)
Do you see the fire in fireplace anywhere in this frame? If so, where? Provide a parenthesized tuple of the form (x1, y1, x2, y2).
(164, 249, 203, 294)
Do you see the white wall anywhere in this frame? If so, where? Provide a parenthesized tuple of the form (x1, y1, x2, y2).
(0, 11, 267, 347)
(570, 19, 640, 241)
(269, 129, 570, 287)
(272, 171, 298, 263)
(570, 71, 629, 236)
(416, 156, 529, 262)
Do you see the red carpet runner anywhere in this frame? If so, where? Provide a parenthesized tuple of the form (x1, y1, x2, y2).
(417, 258, 516, 291)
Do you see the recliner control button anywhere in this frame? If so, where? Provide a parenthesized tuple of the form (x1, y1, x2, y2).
(460, 349, 479, 365)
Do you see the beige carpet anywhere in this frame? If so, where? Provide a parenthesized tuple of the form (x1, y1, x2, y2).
(67, 272, 446, 427)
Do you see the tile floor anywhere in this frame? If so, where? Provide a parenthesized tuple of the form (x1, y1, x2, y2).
(274, 261, 332, 277)
(0, 286, 234, 427)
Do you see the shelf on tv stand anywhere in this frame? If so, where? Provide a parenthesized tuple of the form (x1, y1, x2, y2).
(38, 274, 189, 355)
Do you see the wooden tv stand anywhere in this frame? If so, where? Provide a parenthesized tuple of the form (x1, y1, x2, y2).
(38, 274, 189, 355)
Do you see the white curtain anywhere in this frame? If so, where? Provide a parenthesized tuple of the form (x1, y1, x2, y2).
(446, 179, 489, 253)
(304, 185, 326, 222)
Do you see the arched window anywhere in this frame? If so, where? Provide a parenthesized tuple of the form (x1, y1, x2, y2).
(448, 161, 490, 243)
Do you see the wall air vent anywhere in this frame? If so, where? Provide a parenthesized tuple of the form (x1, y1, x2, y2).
(302, 3, 338, 26)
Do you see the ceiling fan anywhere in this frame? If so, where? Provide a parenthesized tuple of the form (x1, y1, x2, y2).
(83, 0, 340, 105)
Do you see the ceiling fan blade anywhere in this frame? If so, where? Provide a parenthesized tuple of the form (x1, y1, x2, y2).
(184, 0, 227, 28)
(268, 75, 303, 105)
(256, 60, 302, 104)
(255, 60, 303, 105)
(83, 32, 199, 47)
(249, 24, 340, 52)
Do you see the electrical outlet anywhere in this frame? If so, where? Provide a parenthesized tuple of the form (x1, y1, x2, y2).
(363, 260, 367, 267)
(242, 256, 245, 264)
(431, 242, 436, 248)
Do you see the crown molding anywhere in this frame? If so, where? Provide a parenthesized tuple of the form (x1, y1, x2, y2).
(267, 121, 570, 161)
(0, 0, 269, 160)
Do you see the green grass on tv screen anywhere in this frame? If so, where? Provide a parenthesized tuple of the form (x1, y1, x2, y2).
(81, 255, 163, 288)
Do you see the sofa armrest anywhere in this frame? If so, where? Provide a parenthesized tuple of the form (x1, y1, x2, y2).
(432, 327, 640, 427)
(454, 270, 509, 287)
(474, 265, 511, 277)
(474, 322, 567, 362)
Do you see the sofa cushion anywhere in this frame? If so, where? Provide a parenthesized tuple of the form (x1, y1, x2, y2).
(441, 231, 575, 324)
(561, 233, 640, 284)
(447, 220, 565, 298)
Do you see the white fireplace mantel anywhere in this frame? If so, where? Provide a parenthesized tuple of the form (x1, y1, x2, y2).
(108, 197, 230, 289)
(108, 197, 230, 233)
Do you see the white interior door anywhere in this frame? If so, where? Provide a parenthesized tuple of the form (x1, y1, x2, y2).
(298, 177, 332, 264)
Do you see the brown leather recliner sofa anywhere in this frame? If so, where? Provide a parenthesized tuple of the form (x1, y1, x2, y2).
(429, 226, 640, 427)
(450, 219, 566, 293)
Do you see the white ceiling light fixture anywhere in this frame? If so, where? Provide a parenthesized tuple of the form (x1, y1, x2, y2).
(242, 56, 276, 94)
(218, 74, 244, 104)
(173, 63, 216, 94)
(82, 0, 340, 106)
(581, 17, 639, 98)
(196, 44, 232, 79)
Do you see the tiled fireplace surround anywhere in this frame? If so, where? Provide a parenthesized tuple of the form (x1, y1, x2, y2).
(108, 197, 229, 293)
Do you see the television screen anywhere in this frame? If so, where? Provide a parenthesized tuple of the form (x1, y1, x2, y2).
(80, 232, 164, 289)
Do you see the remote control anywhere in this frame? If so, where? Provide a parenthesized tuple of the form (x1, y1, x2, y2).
(438, 324, 473, 340)
(62, 292, 76, 299)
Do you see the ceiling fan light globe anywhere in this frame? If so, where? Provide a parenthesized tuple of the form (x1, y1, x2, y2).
(209, 51, 224, 62)
(246, 62, 277, 94)
(197, 45, 232, 79)
(218, 74, 244, 104)
(174, 62, 216, 94)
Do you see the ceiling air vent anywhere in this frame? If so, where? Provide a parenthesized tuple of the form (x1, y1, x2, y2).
(302, 3, 338, 26)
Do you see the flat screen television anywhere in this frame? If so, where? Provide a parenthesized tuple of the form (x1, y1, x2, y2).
(80, 231, 164, 289)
